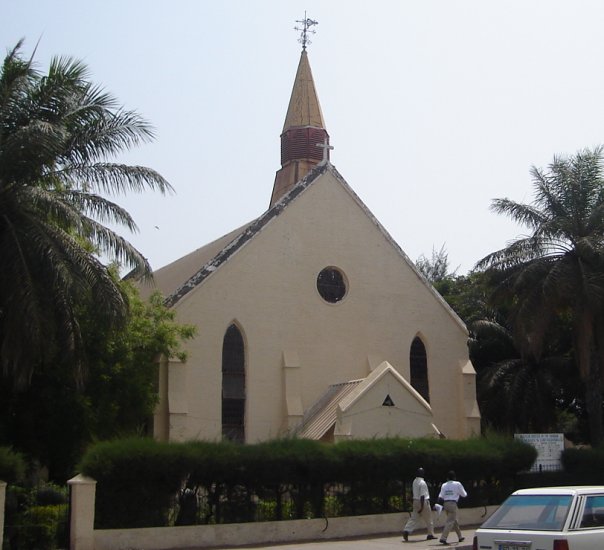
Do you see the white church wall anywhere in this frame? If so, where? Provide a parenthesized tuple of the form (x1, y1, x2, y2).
(164, 169, 477, 442)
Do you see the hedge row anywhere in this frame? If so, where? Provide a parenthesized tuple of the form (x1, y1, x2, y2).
(79, 435, 536, 528)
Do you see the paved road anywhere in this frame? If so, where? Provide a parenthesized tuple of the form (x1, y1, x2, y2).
(209, 527, 476, 550)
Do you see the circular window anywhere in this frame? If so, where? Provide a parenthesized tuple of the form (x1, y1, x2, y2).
(317, 267, 347, 303)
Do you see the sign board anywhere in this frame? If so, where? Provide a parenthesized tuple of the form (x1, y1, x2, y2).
(514, 433, 564, 472)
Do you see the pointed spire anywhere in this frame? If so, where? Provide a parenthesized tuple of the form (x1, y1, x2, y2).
(270, 48, 331, 207)
(282, 50, 325, 131)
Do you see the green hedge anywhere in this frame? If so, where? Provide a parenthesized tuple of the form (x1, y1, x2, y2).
(79, 435, 537, 528)
(78, 437, 188, 527)
(0, 446, 25, 483)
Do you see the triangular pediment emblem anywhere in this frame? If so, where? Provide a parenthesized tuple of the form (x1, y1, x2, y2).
(382, 394, 395, 407)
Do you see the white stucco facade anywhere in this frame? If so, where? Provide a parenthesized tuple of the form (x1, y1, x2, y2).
(145, 166, 480, 443)
(142, 49, 480, 444)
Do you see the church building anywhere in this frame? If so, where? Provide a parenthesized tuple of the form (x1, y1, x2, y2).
(141, 36, 481, 444)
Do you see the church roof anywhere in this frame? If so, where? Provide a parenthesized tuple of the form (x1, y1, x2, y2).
(137, 222, 255, 302)
(159, 163, 328, 307)
(282, 50, 325, 131)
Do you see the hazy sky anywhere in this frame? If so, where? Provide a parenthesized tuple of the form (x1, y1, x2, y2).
(4, 1, 604, 274)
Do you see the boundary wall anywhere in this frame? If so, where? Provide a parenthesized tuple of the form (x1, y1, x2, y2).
(0, 476, 496, 550)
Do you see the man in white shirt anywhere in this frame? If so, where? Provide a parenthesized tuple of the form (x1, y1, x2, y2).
(403, 467, 436, 542)
(437, 470, 468, 545)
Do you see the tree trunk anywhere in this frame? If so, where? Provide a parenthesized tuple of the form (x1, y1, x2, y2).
(585, 352, 603, 446)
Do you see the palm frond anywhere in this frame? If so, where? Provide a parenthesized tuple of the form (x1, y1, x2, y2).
(56, 163, 173, 195)
(0, 41, 169, 386)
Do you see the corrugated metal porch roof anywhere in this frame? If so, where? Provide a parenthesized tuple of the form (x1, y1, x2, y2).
(296, 379, 363, 440)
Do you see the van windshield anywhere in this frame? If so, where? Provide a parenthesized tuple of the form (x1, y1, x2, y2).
(481, 495, 573, 531)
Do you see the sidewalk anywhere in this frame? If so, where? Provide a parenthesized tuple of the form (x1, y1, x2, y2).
(208, 527, 476, 550)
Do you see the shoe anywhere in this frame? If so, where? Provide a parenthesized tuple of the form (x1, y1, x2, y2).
(403, 531, 409, 542)
(458, 537, 465, 542)
(440, 541, 449, 546)
(427, 535, 437, 540)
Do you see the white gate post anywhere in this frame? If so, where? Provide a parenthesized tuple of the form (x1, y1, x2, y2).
(0, 480, 6, 548)
(68, 474, 97, 550)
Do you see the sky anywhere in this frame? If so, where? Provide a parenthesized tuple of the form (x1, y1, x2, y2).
(4, 1, 604, 275)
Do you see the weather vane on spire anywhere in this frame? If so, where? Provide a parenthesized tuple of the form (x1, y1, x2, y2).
(295, 12, 318, 51)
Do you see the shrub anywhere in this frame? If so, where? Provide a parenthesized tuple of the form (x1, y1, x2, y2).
(11, 504, 68, 550)
(0, 446, 25, 483)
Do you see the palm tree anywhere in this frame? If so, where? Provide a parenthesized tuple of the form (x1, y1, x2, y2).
(0, 41, 173, 387)
(469, 318, 574, 434)
(477, 147, 604, 444)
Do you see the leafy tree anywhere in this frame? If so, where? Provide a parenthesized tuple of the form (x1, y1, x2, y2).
(81, 280, 195, 442)
(437, 271, 495, 327)
(477, 147, 604, 444)
(416, 244, 457, 284)
(0, 278, 195, 480)
(0, 40, 172, 387)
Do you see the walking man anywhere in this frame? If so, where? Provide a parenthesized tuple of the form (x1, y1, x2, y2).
(403, 467, 435, 542)
(438, 470, 467, 545)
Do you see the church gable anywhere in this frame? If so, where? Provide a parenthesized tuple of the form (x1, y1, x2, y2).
(338, 361, 431, 415)
(145, 152, 465, 344)
(335, 361, 441, 440)
(154, 162, 471, 414)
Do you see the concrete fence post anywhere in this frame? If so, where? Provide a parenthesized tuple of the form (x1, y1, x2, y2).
(68, 474, 97, 550)
(0, 480, 6, 548)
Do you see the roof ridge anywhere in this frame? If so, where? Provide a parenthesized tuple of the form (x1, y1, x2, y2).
(164, 163, 329, 307)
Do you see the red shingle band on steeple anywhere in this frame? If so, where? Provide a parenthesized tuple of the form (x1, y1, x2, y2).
(281, 127, 329, 165)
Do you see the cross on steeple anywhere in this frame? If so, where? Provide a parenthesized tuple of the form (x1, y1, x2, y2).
(316, 138, 334, 165)
(295, 12, 318, 51)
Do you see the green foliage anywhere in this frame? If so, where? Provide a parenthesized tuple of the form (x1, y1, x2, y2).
(79, 437, 189, 528)
(469, 318, 577, 435)
(0, 446, 25, 482)
(8, 505, 68, 550)
(79, 435, 536, 528)
(416, 244, 456, 284)
(0, 280, 194, 481)
(0, 39, 185, 479)
(80, 281, 195, 442)
(0, 40, 172, 388)
(3, 482, 68, 550)
(477, 147, 604, 444)
(436, 271, 494, 327)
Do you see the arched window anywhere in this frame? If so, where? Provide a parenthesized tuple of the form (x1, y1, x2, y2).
(410, 336, 430, 403)
(222, 324, 245, 442)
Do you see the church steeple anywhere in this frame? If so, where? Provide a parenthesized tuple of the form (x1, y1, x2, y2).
(270, 24, 330, 207)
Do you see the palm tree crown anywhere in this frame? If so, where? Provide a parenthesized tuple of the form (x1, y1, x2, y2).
(477, 147, 604, 444)
(0, 41, 173, 386)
